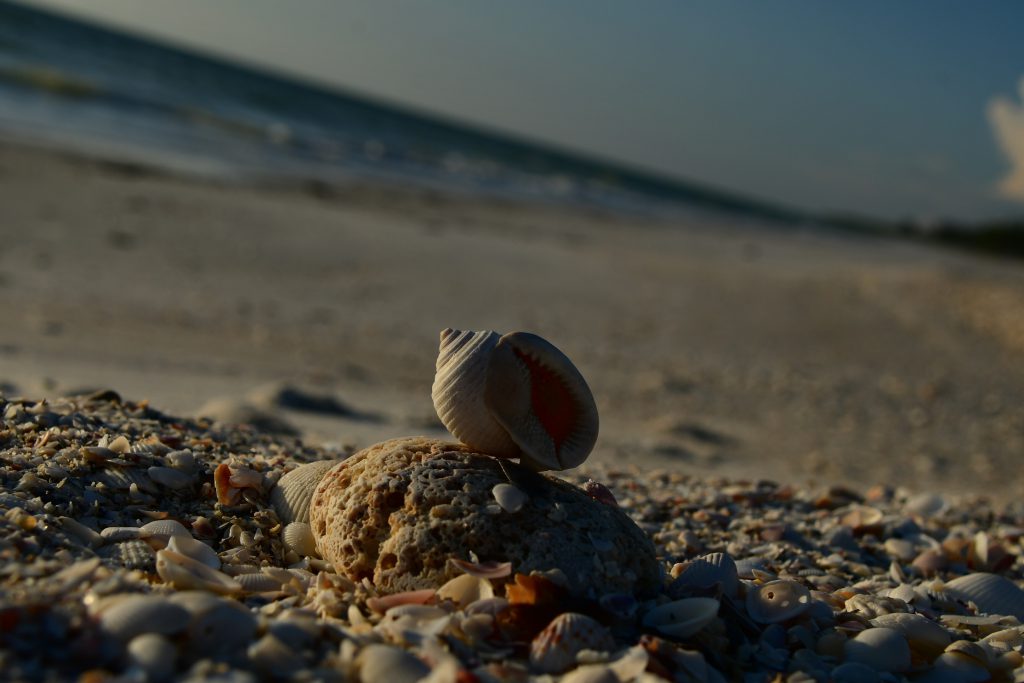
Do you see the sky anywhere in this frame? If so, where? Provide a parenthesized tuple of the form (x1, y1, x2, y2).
(19, 0, 1024, 221)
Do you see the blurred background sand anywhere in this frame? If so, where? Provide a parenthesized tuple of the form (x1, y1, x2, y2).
(2, 140, 1023, 502)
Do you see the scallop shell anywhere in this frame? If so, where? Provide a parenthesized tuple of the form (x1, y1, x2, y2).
(155, 549, 242, 594)
(140, 519, 191, 540)
(431, 329, 599, 471)
(943, 572, 1024, 620)
(745, 579, 811, 624)
(529, 612, 616, 674)
(270, 460, 339, 524)
(281, 521, 318, 558)
(668, 552, 739, 599)
(235, 571, 286, 594)
(642, 597, 720, 639)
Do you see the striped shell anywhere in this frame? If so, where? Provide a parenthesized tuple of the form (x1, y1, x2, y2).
(281, 521, 318, 557)
(529, 612, 616, 674)
(431, 329, 599, 471)
(270, 460, 339, 524)
(668, 552, 739, 599)
(155, 549, 241, 595)
(943, 572, 1024, 620)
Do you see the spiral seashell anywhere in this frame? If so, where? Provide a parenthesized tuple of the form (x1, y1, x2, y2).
(431, 329, 599, 471)
(270, 460, 339, 524)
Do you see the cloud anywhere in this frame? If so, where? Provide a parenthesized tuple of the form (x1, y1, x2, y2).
(989, 77, 1024, 203)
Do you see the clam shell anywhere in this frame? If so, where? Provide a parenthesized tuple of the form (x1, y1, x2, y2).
(484, 331, 599, 471)
(99, 594, 191, 641)
(943, 572, 1024, 620)
(745, 579, 811, 624)
(870, 612, 951, 659)
(436, 573, 494, 607)
(642, 597, 720, 639)
(432, 329, 521, 459)
(166, 534, 221, 569)
(282, 521, 318, 557)
(492, 483, 527, 513)
(668, 552, 739, 599)
(270, 460, 338, 524)
(843, 627, 912, 673)
(529, 612, 616, 674)
(155, 549, 242, 594)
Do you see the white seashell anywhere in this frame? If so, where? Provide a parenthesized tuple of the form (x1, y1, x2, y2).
(270, 460, 338, 524)
(668, 552, 739, 599)
(606, 645, 649, 682)
(140, 519, 191, 539)
(745, 579, 811, 624)
(236, 571, 286, 593)
(436, 573, 494, 607)
(431, 328, 599, 471)
(560, 665, 619, 683)
(642, 597, 720, 639)
(167, 534, 220, 569)
(100, 526, 143, 542)
(107, 435, 131, 454)
(168, 590, 258, 657)
(844, 627, 912, 673)
(58, 517, 103, 548)
(127, 633, 177, 683)
(99, 594, 191, 641)
(356, 644, 430, 683)
(870, 612, 950, 660)
(165, 449, 195, 472)
(943, 572, 1024, 620)
(492, 483, 527, 513)
(529, 612, 616, 674)
(155, 549, 241, 594)
(282, 521, 318, 558)
(147, 466, 193, 490)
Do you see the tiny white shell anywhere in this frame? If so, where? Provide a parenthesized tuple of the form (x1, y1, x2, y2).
(943, 573, 1024, 620)
(155, 549, 241, 595)
(436, 573, 494, 607)
(432, 329, 599, 471)
(642, 597, 720, 639)
(270, 460, 338, 524)
(166, 534, 220, 569)
(282, 521, 318, 557)
(529, 612, 616, 674)
(492, 483, 527, 513)
(745, 579, 811, 624)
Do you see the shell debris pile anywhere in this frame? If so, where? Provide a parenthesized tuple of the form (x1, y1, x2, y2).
(4, 392, 1024, 681)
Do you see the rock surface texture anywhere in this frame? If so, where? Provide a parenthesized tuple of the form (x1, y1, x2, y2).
(309, 436, 661, 598)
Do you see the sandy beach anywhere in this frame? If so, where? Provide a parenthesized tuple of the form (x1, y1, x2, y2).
(1, 140, 1022, 503)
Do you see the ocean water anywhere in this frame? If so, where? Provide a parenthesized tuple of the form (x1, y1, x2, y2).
(0, 1, 790, 219)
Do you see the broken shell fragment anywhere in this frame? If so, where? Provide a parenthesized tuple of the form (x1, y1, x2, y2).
(642, 597, 720, 639)
(745, 579, 811, 624)
(436, 573, 494, 607)
(155, 549, 241, 594)
(166, 534, 221, 569)
(529, 612, 616, 674)
(431, 329, 599, 471)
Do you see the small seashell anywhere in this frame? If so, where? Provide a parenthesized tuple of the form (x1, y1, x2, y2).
(357, 644, 430, 683)
(366, 588, 437, 614)
(98, 540, 156, 571)
(235, 571, 286, 593)
(99, 594, 191, 641)
(247, 634, 302, 678)
(437, 573, 494, 607)
(844, 627, 912, 673)
(166, 449, 195, 472)
(127, 633, 177, 683)
(282, 521, 318, 558)
(140, 519, 191, 540)
(155, 549, 242, 594)
(168, 591, 258, 657)
(943, 572, 1024, 620)
(668, 552, 739, 599)
(870, 612, 950, 660)
(745, 579, 811, 624)
(58, 517, 103, 548)
(100, 526, 143, 542)
(449, 558, 513, 579)
(270, 460, 338, 524)
(492, 483, 528, 513)
(107, 435, 131, 453)
(529, 612, 616, 674)
(148, 466, 193, 490)
(166, 534, 220, 569)
(431, 329, 599, 471)
(582, 480, 618, 506)
(642, 597, 720, 639)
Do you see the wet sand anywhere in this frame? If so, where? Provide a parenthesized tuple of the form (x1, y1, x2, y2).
(1, 139, 1023, 503)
